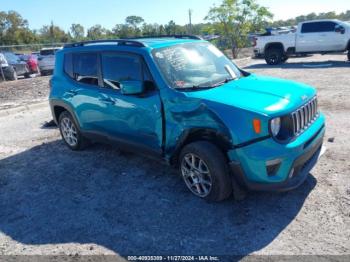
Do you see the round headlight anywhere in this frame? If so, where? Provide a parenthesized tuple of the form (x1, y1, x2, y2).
(270, 117, 281, 136)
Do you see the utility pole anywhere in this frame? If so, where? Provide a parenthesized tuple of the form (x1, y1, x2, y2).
(188, 9, 193, 34)
(50, 21, 54, 47)
(0, 54, 5, 81)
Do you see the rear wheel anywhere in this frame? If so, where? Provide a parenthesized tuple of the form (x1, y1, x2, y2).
(265, 48, 283, 65)
(8, 68, 17, 81)
(58, 111, 89, 151)
(179, 141, 232, 202)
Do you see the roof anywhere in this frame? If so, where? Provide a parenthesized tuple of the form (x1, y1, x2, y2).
(132, 37, 202, 49)
(63, 35, 204, 50)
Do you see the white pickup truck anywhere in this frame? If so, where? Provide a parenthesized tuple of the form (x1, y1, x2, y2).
(253, 19, 350, 65)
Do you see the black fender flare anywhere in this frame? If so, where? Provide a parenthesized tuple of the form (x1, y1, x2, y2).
(169, 127, 233, 166)
(50, 100, 82, 129)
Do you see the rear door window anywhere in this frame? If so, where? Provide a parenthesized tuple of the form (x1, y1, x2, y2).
(64, 52, 99, 86)
(301, 22, 337, 33)
(40, 49, 55, 56)
(101, 53, 142, 89)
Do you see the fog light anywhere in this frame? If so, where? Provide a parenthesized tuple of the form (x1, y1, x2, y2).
(266, 159, 281, 177)
(288, 168, 295, 179)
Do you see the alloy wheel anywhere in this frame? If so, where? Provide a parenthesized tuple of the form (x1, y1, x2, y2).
(60, 117, 78, 147)
(181, 153, 212, 197)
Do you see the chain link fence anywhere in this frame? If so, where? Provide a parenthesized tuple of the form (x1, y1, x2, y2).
(0, 43, 65, 81)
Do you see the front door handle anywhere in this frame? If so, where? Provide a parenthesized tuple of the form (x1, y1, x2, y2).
(99, 97, 115, 105)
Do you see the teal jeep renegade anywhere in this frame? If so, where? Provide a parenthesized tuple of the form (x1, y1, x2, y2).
(49, 36, 325, 201)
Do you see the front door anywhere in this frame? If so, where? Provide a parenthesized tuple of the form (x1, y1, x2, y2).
(96, 52, 163, 154)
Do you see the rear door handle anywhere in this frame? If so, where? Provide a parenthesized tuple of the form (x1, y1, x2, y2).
(65, 90, 78, 97)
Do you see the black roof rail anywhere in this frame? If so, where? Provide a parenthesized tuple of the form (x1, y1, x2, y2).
(64, 39, 145, 48)
(127, 35, 203, 40)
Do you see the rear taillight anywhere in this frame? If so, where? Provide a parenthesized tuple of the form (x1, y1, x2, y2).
(252, 37, 257, 47)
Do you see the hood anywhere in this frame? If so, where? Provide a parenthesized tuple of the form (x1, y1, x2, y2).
(186, 74, 316, 116)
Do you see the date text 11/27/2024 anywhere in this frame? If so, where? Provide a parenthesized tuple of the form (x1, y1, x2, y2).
(127, 256, 220, 261)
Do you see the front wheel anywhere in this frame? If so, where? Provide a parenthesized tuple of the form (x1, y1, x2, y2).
(58, 111, 89, 151)
(281, 56, 289, 63)
(179, 141, 232, 202)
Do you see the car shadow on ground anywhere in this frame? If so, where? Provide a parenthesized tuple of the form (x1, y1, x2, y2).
(0, 140, 317, 257)
(245, 60, 350, 70)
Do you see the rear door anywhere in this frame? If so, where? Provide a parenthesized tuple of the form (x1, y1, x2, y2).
(62, 52, 106, 133)
(296, 21, 345, 52)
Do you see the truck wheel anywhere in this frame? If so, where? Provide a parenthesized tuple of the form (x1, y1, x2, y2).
(179, 141, 232, 202)
(265, 48, 283, 65)
(58, 111, 89, 151)
(281, 56, 289, 63)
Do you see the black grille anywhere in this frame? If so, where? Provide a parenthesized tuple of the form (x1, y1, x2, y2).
(291, 97, 318, 135)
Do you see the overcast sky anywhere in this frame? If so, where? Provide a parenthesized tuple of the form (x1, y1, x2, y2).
(1, 0, 349, 31)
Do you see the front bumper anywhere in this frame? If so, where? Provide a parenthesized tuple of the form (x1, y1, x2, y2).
(228, 113, 325, 191)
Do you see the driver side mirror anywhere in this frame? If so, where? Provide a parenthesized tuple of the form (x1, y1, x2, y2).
(120, 80, 144, 95)
(335, 25, 345, 34)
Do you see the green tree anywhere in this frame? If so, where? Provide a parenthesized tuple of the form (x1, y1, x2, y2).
(70, 23, 85, 41)
(39, 22, 69, 43)
(0, 10, 37, 45)
(205, 0, 273, 58)
(165, 20, 177, 35)
(112, 24, 134, 38)
(87, 24, 107, 40)
(125, 15, 144, 36)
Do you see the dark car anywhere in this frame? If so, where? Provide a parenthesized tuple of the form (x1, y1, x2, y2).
(0, 51, 29, 80)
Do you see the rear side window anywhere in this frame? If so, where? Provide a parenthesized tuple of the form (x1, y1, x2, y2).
(101, 53, 142, 89)
(64, 53, 73, 78)
(64, 52, 99, 86)
(40, 49, 56, 56)
(301, 22, 337, 33)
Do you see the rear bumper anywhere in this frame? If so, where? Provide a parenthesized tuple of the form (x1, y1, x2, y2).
(253, 48, 263, 57)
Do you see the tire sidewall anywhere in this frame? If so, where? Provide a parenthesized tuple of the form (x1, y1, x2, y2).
(265, 49, 282, 65)
(179, 141, 232, 202)
(58, 111, 83, 151)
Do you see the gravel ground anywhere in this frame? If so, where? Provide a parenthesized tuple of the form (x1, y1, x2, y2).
(0, 76, 50, 110)
(0, 54, 349, 260)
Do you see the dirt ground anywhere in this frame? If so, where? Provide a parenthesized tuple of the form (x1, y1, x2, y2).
(0, 76, 50, 110)
(0, 54, 349, 260)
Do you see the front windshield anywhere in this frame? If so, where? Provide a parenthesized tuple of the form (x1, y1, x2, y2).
(152, 42, 243, 90)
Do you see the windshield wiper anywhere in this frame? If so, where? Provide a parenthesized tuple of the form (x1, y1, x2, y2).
(211, 78, 235, 87)
(175, 85, 214, 91)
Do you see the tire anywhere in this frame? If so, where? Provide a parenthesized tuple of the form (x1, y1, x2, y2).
(40, 70, 46, 76)
(281, 56, 289, 63)
(7, 67, 18, 81)
(58, 111, 89, 151)
(347, 51, 350, 61)
(179, 141, 232, 202)
(265, 48, 283, 65)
